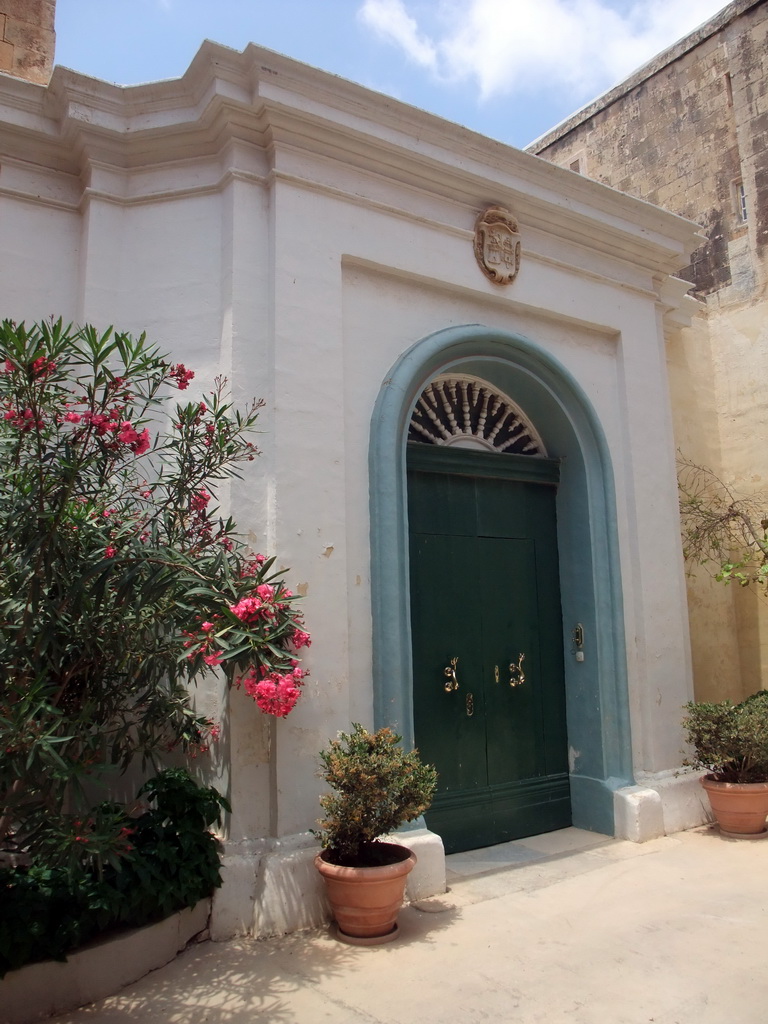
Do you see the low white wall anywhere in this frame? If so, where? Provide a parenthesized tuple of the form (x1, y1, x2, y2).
(614, 770, 711, 842)
(211, 829, 446, 941)
(1, 900, 210, 1024)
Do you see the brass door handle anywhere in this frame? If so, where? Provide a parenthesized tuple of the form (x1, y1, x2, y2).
(444, 656, 459, 692)
(509, 653, 526, 688)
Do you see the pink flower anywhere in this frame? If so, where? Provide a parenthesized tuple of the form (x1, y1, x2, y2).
(84, 412, 112, 436)
(118, 421, 139, 445)
(190, 490, 211, 512)
(203, 650, 224, 667)
(256, 584, 275, 601)
(104, 546, 117, 558)
(5, 407, 42, 431)
(31, 356, 56, 378)
(170, 363, 195, 390)
(64, 411, 82, 423)
(229, 596, 263, 622)
(118, 422, 150, 455)
(243, 673, 300, 718)
(292, 628, 312, 650)
(201, 621, 214, 632)
(236, 666, 257, 689)
(131, 428, 150, 455)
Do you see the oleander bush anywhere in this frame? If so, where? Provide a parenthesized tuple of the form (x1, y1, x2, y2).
(0, 319, 311, 965)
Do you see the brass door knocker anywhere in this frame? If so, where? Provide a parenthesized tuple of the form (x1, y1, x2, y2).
(444, 656, 459, 692)
(509, 653, 526, 688)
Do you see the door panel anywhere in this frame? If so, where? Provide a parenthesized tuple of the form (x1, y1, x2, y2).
(479, 535, 543, 786)
(408, 451, 571, 853)
(409, 532, 487, 796)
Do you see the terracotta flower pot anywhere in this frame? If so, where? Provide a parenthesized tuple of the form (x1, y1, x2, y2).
(701, 776, 768, 835)
(315, 842, 416, 943)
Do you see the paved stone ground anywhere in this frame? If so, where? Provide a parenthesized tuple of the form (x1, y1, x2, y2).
(49, 825, 768, 1024)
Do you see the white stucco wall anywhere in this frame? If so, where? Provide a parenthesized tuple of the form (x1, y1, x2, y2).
(0, 43, 705, 936)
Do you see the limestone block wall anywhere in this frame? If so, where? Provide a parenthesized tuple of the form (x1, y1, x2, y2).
(530, 0, 766, 300)
(0, 0, 55, 85)
(531, 0, 768, 700)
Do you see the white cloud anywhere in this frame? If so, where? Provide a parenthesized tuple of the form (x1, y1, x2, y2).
(359, 0, 729, 101)
(359, 0, 438, 71)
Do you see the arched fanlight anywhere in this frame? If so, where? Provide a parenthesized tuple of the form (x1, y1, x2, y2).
(408, 375, 546, 455)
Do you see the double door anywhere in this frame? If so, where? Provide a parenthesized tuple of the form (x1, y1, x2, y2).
(407, 446, 571, 853)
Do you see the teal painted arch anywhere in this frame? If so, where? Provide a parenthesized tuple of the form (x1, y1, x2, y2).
(369, 324, 634, 837)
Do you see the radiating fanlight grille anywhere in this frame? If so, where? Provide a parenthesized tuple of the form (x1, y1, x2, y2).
(408, 376, 546, 455)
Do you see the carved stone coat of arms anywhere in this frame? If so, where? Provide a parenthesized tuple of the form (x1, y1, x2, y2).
(473, 206, 521, 285)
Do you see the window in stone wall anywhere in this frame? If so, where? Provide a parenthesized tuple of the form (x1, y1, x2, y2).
(562, 151, 587, 175)
(724, 72, 734, 107)
(732, 179, 748, 222)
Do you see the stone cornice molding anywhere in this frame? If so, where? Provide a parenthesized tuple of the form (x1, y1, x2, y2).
(655, 276, 704, 331)
(0, 41, 702, 280)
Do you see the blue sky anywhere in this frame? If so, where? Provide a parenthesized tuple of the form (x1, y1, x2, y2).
(55, 1, 729, 148)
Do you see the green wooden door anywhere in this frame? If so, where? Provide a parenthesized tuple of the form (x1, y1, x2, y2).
(407, 445, 571, 854)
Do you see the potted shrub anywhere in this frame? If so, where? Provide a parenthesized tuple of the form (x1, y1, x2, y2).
(678, 457, 768, 835)
(682, 692, 768, 836)
(313, 724, 437, 944)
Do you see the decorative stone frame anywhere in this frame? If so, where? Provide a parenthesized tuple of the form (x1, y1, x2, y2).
(369, 324, 634, 836)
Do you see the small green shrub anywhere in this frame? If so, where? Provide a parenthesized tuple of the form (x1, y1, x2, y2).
(0, 769, 229, 977)
(314, 724, 437, 867)
(682, 693, 768, 783)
